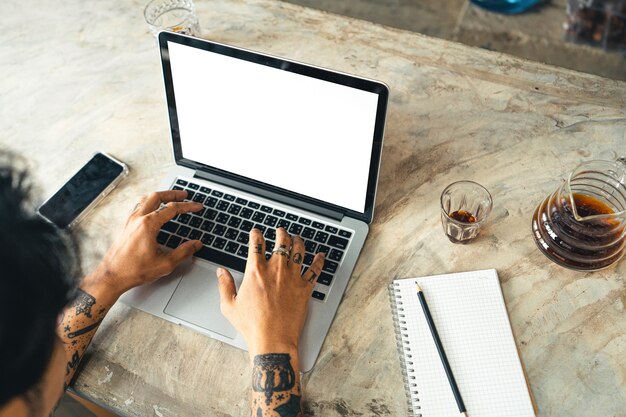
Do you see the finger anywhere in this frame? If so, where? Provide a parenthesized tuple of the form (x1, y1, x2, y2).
(289, 235, 305, 272)
(247, 228, 266, 267)
(216, 267, 237, 313)
(137, 190, 189, 215)
(166, 239, 203, 267)
(271, 228, 292, 264)
(150, 201, 203, 225)
(302, 253, 325, 285)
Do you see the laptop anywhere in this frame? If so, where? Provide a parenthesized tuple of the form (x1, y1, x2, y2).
(121, 31, 389, 372)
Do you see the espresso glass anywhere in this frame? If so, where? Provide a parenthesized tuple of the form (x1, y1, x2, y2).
(440, 181, 493, 244)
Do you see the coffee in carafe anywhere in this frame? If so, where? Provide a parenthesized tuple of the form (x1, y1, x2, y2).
(532, 159, 626, 271)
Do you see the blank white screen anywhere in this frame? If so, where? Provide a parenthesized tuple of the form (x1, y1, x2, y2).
(168, 42, 379, 213)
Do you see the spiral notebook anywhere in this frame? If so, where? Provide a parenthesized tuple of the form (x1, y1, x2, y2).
(389, 269, 536, 417)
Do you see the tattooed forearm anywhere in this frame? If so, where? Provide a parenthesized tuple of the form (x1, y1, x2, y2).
(251, 353, 302, 417)
(57, 287, 113, 388)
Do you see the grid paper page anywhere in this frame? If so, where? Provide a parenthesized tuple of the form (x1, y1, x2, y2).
(394, 269, 535, 417)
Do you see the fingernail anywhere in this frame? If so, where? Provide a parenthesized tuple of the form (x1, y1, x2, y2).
(216, 267, 224, 275)
(195, 241, 203, 250)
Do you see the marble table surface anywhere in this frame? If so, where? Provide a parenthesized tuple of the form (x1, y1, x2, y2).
(1, 0, 625, 416)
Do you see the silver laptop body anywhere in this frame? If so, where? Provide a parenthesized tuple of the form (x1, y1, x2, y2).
(121, 32, 389, 372)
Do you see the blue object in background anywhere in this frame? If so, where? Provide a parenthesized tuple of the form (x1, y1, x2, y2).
(470, 0, 543, 14)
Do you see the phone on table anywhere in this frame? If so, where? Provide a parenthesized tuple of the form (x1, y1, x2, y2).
(38, 152, 129, 229)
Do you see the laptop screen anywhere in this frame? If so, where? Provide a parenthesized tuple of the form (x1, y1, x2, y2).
(167, 41, 381, 214)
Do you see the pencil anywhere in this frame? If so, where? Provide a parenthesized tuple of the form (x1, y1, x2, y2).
(416, 282, 467, 417)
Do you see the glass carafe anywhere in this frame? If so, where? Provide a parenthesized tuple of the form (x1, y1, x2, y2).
(531, 159, 626, 271)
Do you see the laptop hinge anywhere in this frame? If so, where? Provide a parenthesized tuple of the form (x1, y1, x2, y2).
(194, 170, 344, 221)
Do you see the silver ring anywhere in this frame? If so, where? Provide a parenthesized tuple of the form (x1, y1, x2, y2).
(271, 247, 290, 257)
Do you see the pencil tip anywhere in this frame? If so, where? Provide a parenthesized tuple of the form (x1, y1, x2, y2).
(415, 281, 422, 292)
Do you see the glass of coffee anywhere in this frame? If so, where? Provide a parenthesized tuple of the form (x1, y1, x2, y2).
(144, 0, 201, 38)
(440, 181, 493, 244)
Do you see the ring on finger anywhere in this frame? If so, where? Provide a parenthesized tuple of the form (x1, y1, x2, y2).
(272, 247, 290, 257)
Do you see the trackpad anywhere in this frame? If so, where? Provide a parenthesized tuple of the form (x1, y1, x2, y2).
(164, 263, 240, 340)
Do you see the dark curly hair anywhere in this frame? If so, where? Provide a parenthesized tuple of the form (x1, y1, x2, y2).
(0, 154, 79, 410)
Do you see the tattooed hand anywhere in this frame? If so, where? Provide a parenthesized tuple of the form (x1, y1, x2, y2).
(216, 227, 325, 355)
(88, 190, 203, 295)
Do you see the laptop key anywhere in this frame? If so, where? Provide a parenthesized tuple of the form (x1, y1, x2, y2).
(211, 190, 224, 198)
(266, 240, 275, 253)
(298, 217, 312, 225)
(277, 219, 290, 229)
(264, 215, 278, 227)
(172, 185, 184, 191)
(201, 220, 215, 232)
(188, 183, 199, 190)
(166, 235, 182, 248)
(317, 244, 330, 255)
(227, 217, 242, 228)
(288, 224, 303, 235)
(237, 232, 249, 244)
(325, 225, 338, 234)
(213, 225, 227, 236)
(312, 291, 326, 301)
(317, 272, 333, 286)
(224, 241, 239, 254)
(302, 227, 316, 239)
(312, 221, 324, 230)
(228, 204, 242, 215)
(216, 213, 230, 224)
(240, 220, 254, 232)
(240, 208, 254, 219)
(323, 260, 338, 274)
(225, 228, 239, 240)
(303, 253, 314, 265)
(212, 237, 227, 250)
(189, 216, 203, 228)
(254, 224, 267, 233)
(236, 197, 248, 205)
(261, 205, 273, 213)
(192, 193, 207, 203)
(216, 201, 230, 211)
(286, 213, 298, 221)
(176, 179, 188, 186)
(204, 209, 217, 220)
(177, 225, 191, 237)
(248, 202, 260, 209)
(157, 231, 170, 244)
(328, 235, 349, 250)
(189, 229, 203, 240)
(264, 228, 276, 240)
(195, 207, 206, 217)
(328, 248, 343, 262)
(338, 230, 352, 239)
(185, 191, 195, 200)
(314, 231, 329, 244)
(201, 233, 214, 246)
(195, 245, 246, 273)
(305, 240, 317, 253)
(177, 213, 191, 224)
(206, 197, 218, 208)
(224, 194, 236, 202)
(252, 212, 266, 223)
(273, 209, 286, 217)
(236, 246, 248, 258)
(200, 186, 211, 193)
(162, 221, 179, 233)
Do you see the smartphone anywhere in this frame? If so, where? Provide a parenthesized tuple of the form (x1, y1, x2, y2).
(38, 152, 129, 229)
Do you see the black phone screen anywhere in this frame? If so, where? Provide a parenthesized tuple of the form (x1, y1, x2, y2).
(39, 153, 125, 229)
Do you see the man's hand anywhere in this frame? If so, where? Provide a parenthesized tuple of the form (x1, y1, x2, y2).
(216, 227, 325, 355)
(90, 189, 203, 295)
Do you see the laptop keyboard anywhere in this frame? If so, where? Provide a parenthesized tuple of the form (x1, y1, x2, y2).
(156, 178, 354, 302)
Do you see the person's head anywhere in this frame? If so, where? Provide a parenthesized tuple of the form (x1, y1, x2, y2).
(0, 155, 78, 417)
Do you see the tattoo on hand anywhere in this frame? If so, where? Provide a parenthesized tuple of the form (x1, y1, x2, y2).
(72, 289, 95, 318)
(308, 270, 317, 284)
(255, 244, 263, 254)
(292, 253, 302, 265)
(252, 353, 296, 405)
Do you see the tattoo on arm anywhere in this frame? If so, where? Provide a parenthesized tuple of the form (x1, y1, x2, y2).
(251, 353, 302, 417)
(72, 289, 95, 318)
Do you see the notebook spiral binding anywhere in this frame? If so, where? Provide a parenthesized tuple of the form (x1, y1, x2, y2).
(388, 282, 422, 417)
